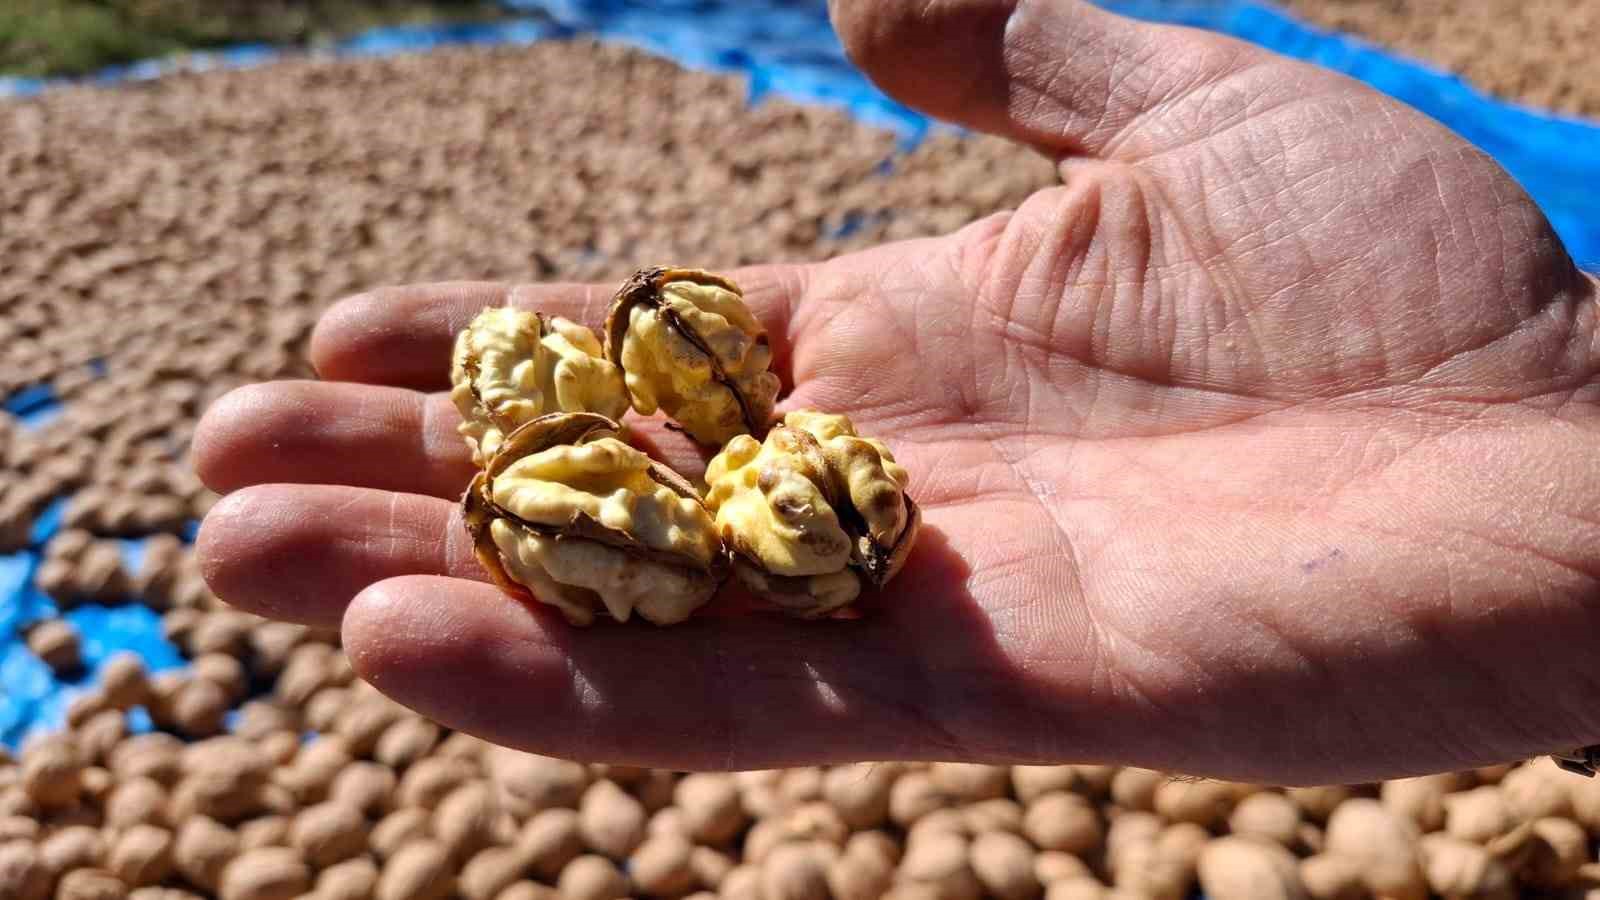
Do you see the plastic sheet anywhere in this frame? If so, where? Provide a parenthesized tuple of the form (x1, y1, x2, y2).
(2, 383, 63, 429)
(0, 510, 187, 748)
(0, 363, 188, 749)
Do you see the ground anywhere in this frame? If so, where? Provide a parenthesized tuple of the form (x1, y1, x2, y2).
(0, 0, 513, 78)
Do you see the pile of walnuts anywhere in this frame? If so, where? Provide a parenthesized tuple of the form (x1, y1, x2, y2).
(11, 697, 1600, 900)
(451, 266, 920, 626)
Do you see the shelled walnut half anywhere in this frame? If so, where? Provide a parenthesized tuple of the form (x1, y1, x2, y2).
(705, 410, 919, 618)
(604, 267, 781, 446)
(462, 412, 725, 626)
(451, 306, 629, 466)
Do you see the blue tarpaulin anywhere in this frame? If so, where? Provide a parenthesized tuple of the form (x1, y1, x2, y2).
(3, 0, 1597, 748)
(0, 354, 197, 748)
(0, 554, 187, 747)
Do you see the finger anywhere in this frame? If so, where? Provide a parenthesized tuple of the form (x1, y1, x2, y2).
(342, 585, 1024, 770)
(192, 379, 733, 500)
(195, 484, 480, 628)
(829, 0, 1274, 159)
(192, 380, 475, 500)
(342, 511, 1106, 770)
(310, 265, 810, 391)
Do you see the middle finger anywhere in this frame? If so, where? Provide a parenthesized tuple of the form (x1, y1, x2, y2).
(195, 482, 482, 627)
(193, 379, 727, 500)
(194, 380, 476, 499)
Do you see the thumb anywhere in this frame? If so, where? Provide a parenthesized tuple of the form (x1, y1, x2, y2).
(830, 0, 1260, 158)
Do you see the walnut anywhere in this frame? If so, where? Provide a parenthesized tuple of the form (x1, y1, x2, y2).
(604, 267, 780, 445)
(463, 412, 725, 625)
(705, 410, 918, 618)
(451, 307, 628, 466)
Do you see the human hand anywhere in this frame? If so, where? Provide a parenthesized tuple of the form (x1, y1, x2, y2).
(193, 0, 1600, 783)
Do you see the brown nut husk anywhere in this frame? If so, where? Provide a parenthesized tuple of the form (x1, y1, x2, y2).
(451, 307, 629, 466)
(463, 412, 725, 625)
(705, 409, 919, 618)
(604, 266, 780, 445)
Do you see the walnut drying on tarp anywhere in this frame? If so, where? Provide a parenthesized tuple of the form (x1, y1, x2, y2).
(462, 412, 725, 626)
(604, 267, 781, 446)
(704, 410, 919, 618)
(451, 307, 629, 466)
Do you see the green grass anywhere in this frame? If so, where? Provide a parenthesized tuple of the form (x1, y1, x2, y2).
(0, 0, 516, 78)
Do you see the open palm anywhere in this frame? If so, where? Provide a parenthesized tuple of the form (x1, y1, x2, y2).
(195, 0, 1600, 783)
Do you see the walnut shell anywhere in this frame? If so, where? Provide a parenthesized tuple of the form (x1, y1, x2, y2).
(604, 267, 780, 445)
(704, 410, 918, 617)
(463, 412, 725, 625)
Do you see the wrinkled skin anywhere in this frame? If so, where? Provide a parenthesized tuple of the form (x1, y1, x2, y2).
(192, 0, 1600, 783)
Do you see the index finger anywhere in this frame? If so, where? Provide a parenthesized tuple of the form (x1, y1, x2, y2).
(309, 265, 810, 391)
